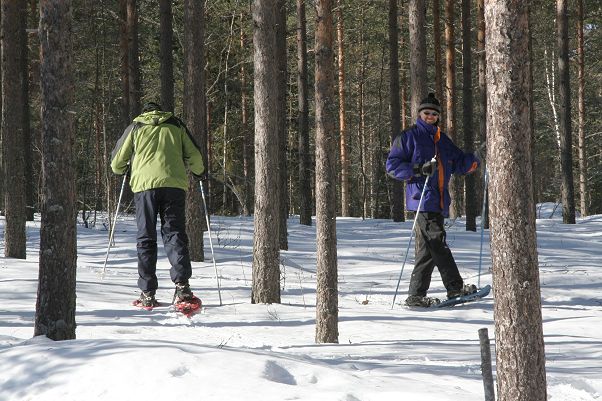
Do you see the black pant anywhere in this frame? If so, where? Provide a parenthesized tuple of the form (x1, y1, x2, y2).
(134, 188, 192, 292)
(408, 212, 463, 297)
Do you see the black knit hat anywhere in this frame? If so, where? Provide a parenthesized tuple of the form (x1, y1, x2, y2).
(142, 102, 163, 113)
(418, 93, 441, 113)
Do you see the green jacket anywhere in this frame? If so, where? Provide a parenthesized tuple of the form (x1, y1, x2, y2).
(111, 111, 204, 193)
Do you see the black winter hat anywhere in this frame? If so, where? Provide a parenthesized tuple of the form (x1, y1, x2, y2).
(142, 102, 163, 113)
(418, 93, 441, 113)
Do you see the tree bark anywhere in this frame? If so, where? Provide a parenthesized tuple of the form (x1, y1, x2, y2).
(476, 0, 488, 228)
(183, 0, 206, 262)
(127, 0, 141, 118)
(159, 0, 174, 112)
(240, 13, 253, 217)
(277, 0, 288, 250)
(462, 0, 477, 231)
(35, 0, 77, 341)
(389, 0, 404, 223)
(485, 1, 547, 399)
(408, 0, 427, 120)
(556, 0, 575, 224)
(314, 0, 338, 344)
(297, 0, 312, 226)
(252, 0, 281, 304)
(119, 0, 129, 126)
(336, 0, 350, 217)
(576, 0, 587, 216)
(2, 0, 27, 259)
(433, 0, 444, 101)
(445, 0, 460, 219)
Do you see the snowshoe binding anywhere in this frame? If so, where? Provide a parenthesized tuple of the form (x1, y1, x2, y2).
(133, 291, 159, 310)
(173, 282, 202, 317)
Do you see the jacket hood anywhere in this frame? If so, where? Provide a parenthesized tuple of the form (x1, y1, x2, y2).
(133, 110, 174, 126)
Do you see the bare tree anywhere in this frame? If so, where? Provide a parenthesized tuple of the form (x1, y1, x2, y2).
(183, 0, 206, 262)
(389, 0, 404, 223)
(252, 0, 281, 304)
(556, 0, 576, 224)
(485, 1, 547, 399)
(1, 0, 27, 259)
(35, 0, 77, 341)
(314, 0, 338, 344)
(159, 0, 174, 112)
(462, 0, 477, 231)
(297, 0, 312, 226)
(576, 0, 587, 216)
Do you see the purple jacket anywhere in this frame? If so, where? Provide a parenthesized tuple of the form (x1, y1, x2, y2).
(386, 119, 479, 217)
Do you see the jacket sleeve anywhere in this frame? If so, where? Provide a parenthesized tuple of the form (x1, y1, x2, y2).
(386, 133, 415, 181)
(449, 139, 480, 175)
(181, 128, 205, 177)
(110, 124, 136, 175)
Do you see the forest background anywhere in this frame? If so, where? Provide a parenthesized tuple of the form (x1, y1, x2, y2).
(1, 0, 601, 225)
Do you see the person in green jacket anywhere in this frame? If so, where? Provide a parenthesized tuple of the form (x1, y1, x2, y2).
(111, 102, 204, 308)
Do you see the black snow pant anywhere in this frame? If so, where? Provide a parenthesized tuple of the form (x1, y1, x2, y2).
(408, 212, 464, 297)
(134, 187, 192, 293)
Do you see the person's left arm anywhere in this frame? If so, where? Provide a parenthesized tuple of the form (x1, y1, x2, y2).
(181, 128, 205, 177)
(448, 138, 480, 175)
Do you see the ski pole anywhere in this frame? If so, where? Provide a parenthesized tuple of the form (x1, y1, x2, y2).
(477, 167, 489, 288)
(391, 158, 435, 309)
(102, 173, 128, 277)
(199, 180, 223, 306)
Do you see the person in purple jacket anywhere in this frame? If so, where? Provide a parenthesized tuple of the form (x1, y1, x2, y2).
(386, 93, 480, 307)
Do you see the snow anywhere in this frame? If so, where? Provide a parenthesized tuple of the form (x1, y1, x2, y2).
(1, 203, 601, 401)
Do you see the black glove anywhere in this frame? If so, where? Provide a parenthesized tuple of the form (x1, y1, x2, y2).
(193, 171, 208, 181)
(413, 161, 437, 177)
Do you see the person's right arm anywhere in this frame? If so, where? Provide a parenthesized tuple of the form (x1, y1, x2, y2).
(110, 123, 136, 175)
(386, 133, 414, 181)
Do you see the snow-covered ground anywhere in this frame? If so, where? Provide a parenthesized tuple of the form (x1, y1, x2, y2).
(1, 204, 600, 400)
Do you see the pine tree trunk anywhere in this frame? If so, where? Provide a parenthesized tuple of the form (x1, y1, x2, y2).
(408, 0, 427, 119)
(433, 0, 444, 101)
(314, 0, 338, 344)
(576, 0, 587, 217)
(462, 0, 477, 231)
(2, 0, 27, 259)
(240, 13, 253, 217)
(277, 0, 288, 250)
(20, 4, 34, 222)
(183, 0, 206, 262)
(336, 0, 350, 217)
(127, 0, 141, 118)
(119, 0, 129, 126)
(445, 0, 460, 219)
(556, 0, 575, 224)
(35, 0, 77, 341)
(476, 0, 488, 229)
(297, 0, 312, 226)
(252, 0, 281, 304)
(485, 1, 547, 399)
(389, 0, 404, 223)
(159, 0, 174, 112)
